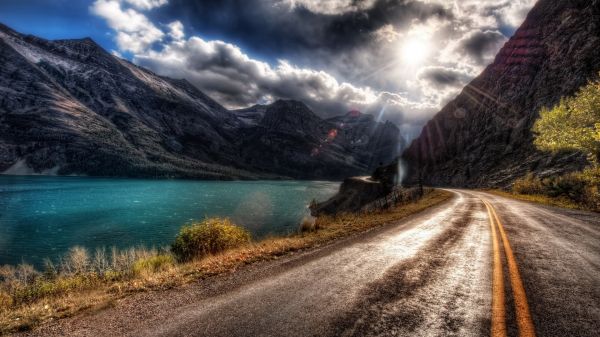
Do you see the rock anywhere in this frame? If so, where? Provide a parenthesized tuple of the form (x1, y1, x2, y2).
(311, 176, 387, 215)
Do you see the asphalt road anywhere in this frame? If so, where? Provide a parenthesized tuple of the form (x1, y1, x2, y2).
(20, 190, 600, 337)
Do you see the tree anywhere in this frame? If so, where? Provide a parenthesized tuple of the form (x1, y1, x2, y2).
(533, 75, 600, 167)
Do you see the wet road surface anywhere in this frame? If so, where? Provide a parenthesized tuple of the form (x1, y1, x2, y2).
(20, 190, 600, 337)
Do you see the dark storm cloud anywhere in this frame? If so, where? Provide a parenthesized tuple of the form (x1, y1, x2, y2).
(160, 0, 451, 58)
(417, 66, 471, 89)
(457, 30, 506, 64)
(91, 0, 536, 142)
(320, 0, 451, 49)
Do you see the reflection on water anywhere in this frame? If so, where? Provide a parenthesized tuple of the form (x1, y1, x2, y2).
(0, 176, 339, 267)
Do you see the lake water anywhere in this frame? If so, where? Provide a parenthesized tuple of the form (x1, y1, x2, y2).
(0, 176, 339, 267)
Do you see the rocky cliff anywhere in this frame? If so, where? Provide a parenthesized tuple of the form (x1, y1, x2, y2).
(400, 0, 600, 187)
(0, 23, 402, 180)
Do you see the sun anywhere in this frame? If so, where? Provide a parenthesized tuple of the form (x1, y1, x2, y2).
(400, 36, 431, 65)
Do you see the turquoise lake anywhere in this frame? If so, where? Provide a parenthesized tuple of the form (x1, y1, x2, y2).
(0, 176, 339, 267)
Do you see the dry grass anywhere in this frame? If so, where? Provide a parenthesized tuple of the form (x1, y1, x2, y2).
(506, 168, 600, 212)
(0, 189, 452, 334)
(485, 189, 588, 211)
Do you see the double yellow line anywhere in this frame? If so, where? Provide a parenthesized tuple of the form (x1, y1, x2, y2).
(483, 200, 536, 337)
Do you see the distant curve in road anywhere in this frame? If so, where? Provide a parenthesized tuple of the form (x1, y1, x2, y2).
(19, 190, 600, 337)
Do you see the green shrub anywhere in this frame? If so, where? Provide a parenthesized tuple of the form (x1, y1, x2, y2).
(541, 172, 586, 199)
(513, 169, 600, 212)
(171, 218, 251, 262)
(532, 75, 600, 166)
(132, 254, 175, 275)
(512, 173, 545, 195)
(580, 167, 600, 184)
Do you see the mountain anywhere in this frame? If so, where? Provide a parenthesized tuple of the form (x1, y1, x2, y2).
(233, 101, 403, 179)
(398, 0, 600, 187)
(327, 111, 402, 170)
(0, 23, 402, 180)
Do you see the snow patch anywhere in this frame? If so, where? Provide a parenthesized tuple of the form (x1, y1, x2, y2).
(2, 159, 60, 176)
(0, 30, 81, 72)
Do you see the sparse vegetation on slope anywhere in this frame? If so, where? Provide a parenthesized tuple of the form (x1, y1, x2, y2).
(500, 168, 600, 212)
(0, 189, 452, 334)
(504, 76, 600, 212)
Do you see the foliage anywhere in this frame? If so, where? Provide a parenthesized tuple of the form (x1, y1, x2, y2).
(132, 254, 175, 275)
(171, 218, 251, 262)
(0, 246, 167, 310)
(527, 76, 600, 211)
(512, 168, 600, 211)
(532, 75, 600, 166)
(512, 173, 545, 195)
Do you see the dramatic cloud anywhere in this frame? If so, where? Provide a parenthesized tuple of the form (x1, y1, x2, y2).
(90, 0, 165, 53)
(167, 20, 184, 40)
(124, 0, 168, 10)
(457, 30, 507, 64)
(156, 0, 451, 69)
(281, 0, 378, 15)
(134, 35, 433, 126)
(91, 0, 537, 141)
(417, 66, 472, 89)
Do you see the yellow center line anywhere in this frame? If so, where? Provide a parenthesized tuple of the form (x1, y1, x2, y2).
(488, 202, 537, 337)
(485, 200, 507, 337)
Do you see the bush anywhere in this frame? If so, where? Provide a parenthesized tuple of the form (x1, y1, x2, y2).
(60, 246, 91, 275)
(171, 218, 251, 262)
(583, 185, 600, 210)
(0, 290, 12, 310)
(512, 173, 545, 195)
(299, 216, 318, 233)
(132, 254, 175, 275)
(513, 169, 600, 212)
(542, 172, 586, 199)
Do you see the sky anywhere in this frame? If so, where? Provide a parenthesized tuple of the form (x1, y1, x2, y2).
(0, 0, 537, 139)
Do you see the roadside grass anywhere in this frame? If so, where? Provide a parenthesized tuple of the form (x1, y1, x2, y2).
(484, 189, 592, 211)
(495, 169, 599, 212)
(0, 189, 452, 334)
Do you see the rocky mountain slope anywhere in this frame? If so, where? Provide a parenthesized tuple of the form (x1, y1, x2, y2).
(234, 102, 403, 179)
(327, 111, 402, 170)
(399, 0, 600, 187)
(0, 23, 402, 180)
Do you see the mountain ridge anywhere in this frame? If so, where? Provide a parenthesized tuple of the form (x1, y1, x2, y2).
(0, 24, 402, 180)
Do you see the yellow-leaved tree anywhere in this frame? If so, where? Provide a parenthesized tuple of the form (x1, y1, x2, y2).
(530, 75, 600, 211)
(533, 75, 600, 167)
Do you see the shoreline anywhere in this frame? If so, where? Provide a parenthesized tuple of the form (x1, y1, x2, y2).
(0, 189, 453, 334)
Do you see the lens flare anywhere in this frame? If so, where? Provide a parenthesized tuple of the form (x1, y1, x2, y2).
(400, 36, 431, 65)
(396, 159, 407, 186)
